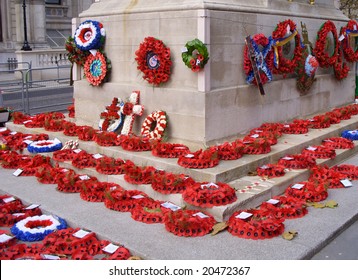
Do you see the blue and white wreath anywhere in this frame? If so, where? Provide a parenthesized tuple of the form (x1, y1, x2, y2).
(341, 130, 358, 141)
(27, 138, 62, 153)
(11, 214, 67, 242)
(74, 20, 105, 51)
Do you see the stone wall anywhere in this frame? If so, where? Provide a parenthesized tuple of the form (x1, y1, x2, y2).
(73, 0, 354, 148)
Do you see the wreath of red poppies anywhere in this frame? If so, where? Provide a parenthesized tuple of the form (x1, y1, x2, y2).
(333, 39, 350, 80)
(95, 156, 125, 175)
(182, 182, 237, 208)
(227, 209, 285, 240)
(313, 20, 339, 68)
(278, 154, 316, 169)
(163, 209, 216, 237)
(217, 141, 245, 160)
(259, 196, 308, 220)
(151, 142, 190, 158)
(124, 164, 156, 185)
(301, 145, 336, 160)
(257, 164, 286, 178)
(177, 147, 219, 169)
(272, 19, 303, 74)
(76, 126, 98, 141)
(331, 164, 358, 180)
(104, 189, 151, 212)
(309, 165, 347, 189)
(341, 20, 358, 62)
(243, 138, 271, 155)
(119, 135, 152, 152)
(130, 200, 167, 224)
(53, 149, 78, 162)
(322, 137, 354, 150)
(63, 121, 79, 137)
(71, 151, 99, 169)
(285, 181, 328, 202)
(151, 170, 194, 194)
(135, 37, 172, 86)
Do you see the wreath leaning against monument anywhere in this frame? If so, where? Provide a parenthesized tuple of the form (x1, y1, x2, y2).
(181, 38, 209, 72)
(135, 37, 172, 86)
(313, 20, 339, 68)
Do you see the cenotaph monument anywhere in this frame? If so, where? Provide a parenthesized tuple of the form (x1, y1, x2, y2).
(72, 0, 353, 148)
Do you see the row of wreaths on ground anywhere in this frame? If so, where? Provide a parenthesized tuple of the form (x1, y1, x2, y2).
(2, 109, 358, 241)
(66, 18, 358, 91)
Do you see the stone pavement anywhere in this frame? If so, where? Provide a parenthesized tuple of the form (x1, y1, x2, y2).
(1, 153, 358, 260)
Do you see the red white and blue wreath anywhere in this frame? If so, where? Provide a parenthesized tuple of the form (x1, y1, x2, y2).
(340, 20, 358, 62)
(74, 20, 105, 51)
(27, 138, 62, 153)
(99, 98, 125, 132)
(11, 214, 67, 242)
(243, 34, 274, 85)
(341, 130, 358, 141)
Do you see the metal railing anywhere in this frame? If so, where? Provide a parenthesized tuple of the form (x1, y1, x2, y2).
(1, 62, 73, 114)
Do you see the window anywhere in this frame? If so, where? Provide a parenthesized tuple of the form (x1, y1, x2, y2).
(45, 0, 61, 4)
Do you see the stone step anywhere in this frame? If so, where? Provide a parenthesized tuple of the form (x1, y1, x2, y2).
(18, 140, 358, 222)
(5, 113, 358, 184)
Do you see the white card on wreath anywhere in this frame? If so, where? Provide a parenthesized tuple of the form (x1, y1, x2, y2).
(103, 243, 119, 254)
(79, 175, 90, 181)
(192, 212, 209, 219)
(340, 179, 353, 188)
(161, 202, 181, 211)
(42, 254, 61, 260)
(73, 229, 91, 239)
(282, 156, 294, 161)
(3, 197, 16, 203)
(93, 153, 103, 159)
(267, 199, 280, 205)
(291, 183, 305, 190)
(25, 204, 40, 210)
(13, 169, 23, 177)
(0, 234, 14, 243)
(131, 195, 145, 199)
(235, 212, 253, 220)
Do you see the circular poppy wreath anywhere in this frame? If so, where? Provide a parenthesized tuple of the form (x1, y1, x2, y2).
(217, 141, 245, 160)
(301, 145, 336, 160)
(272, 19, 303, 74)
(181, 38, 209, 72)
(243, 34, 274, 85)
(309, 165, 347, 189)
(74, 20, 105, 51)
(282, 119, 310, 134)
(256, 164, 286, 178)
(84, 51, 110, 86)
(277, 154, 316, 169)
(151, 142, 190, 158)
(151, 170, 195, 194)
(260, 196, 308, 220)
(285, 181, 328, 202)
(182, 182, 237, 208)
(164, 209, 216, 237)
(308, 114, 333, 129)
(227, 209, 285, 240)
(135, 37, 172, 86)
(313, 20, 339, 68)
(177, 147, 219, 169)
(332, 164, 358, 180)
(322, 137, 354, 150)
(341, 20, 358, 62)
(27, 139, 62, 153)
(11, 215, 67, 242)
(141, 110, 167, 140)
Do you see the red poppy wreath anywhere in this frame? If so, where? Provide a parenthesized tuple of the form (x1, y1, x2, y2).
(313, 20, 339, 68)
(135, 37, 172, 86)
(341, 19, 358, 62)
(272, 19, 303, 75)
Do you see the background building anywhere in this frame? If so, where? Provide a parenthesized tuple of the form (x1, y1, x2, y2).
(0, 0, 95, 62)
